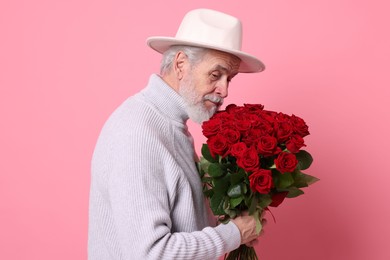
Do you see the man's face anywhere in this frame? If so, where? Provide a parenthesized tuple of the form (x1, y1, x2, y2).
(179, 49, 241, 124)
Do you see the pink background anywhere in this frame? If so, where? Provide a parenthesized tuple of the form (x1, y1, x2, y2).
(1, 0, 389, 259)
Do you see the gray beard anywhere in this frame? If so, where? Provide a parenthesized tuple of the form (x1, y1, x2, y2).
(179, 78, 223, 124)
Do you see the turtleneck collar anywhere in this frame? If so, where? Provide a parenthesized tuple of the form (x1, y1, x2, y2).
(140, 74, 189, 125)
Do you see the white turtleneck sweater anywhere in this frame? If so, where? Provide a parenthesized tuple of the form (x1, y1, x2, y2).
(88, 74, 241, 260)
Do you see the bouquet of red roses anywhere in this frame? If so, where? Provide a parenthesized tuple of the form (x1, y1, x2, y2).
(197, 104, 318, 260)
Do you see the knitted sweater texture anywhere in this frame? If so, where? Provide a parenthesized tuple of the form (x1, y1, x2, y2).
(88, 74, 241, 260)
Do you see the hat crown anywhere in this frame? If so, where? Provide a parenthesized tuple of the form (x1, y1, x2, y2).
(175, 9, 242, 51)
(146, 8, 265, 73)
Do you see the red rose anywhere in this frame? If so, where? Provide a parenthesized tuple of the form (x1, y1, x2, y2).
(207, 134, 229, 158)
(274, 152, 298, 173)
(260, 110, 277, 124)
(244, 103, 265, 111)
(246, 113, 262, 127)
(290, 114, 310, 137)
(242, 128, 261, 147)
(230, 142, 248, 158)
(276, 112, 291, 122)
(234, 119, 252, 132)
(213, 111, 234, 122)
(237, 146, 260, 172)
(257, 135, 281, 157)
(225, 104, 238, 113)
(256, 119, 274, 135)
(275, 121, 293, 143)
(286, 134, 306, 153)
(221, 120, 236, 130)
(202, 118, 222, 138)
(249, 169, 273, 194)
(233, 108, 251, 121)
(220, 128, 240, 144)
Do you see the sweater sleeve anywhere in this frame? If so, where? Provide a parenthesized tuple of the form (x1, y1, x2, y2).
(102, 109, 241, 260)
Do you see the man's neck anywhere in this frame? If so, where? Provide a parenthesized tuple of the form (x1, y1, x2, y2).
(160, 72, 180, 93)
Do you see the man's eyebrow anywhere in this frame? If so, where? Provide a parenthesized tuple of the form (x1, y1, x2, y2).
(213, 64, 237, 74)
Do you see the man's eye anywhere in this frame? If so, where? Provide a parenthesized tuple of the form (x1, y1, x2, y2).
(211, 73, 220, 79)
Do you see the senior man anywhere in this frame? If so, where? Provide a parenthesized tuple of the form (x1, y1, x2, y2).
(88, 8, 265, 260)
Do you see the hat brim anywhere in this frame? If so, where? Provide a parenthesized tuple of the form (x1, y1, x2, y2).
(146, 36, 265, 73)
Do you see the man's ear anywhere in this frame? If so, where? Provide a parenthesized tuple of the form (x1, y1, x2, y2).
(173, 51, 187, 80)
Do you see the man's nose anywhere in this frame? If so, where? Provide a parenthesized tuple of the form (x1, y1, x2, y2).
(215, 80, 229, 98)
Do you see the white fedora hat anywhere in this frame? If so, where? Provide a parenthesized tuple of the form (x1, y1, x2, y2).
(146, 9, 265, 73)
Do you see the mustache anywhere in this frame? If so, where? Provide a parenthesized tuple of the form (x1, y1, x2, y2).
(203, 94, 224, 106)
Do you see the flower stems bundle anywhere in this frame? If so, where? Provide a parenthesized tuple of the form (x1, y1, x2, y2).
(224, 245, 258, 260)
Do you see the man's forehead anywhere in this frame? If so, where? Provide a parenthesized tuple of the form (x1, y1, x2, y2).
(204, 50, 241, 71)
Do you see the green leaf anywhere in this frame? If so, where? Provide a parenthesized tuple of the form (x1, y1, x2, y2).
(213, 173, 230, 195)
(225, 209, 237, 219)
(275, 172, 294, 189)
(303, 173, 320, 185)
(203, 188, 214, 198)
(210, 194, 226, 215)
(258, 194, 272, 209)
(208, 163, 224, 178)
(199, 157, 211, 173)
(244, 195, 252, 209)
(293, 171, 320, 187)
(248, 195, 258, 215)
(292, 170, 309, 188)
(254, 210, 262, 235)
(227, 184, 242, 198)
(230, 171, 245, 186)
(230, 196, 244, 208)
(286, 187, 305, 198)
(196, 161, 203, 177)
(295, 150, 313, 170)
(201, 144, 217, 163)
(242, 184, 248, 195)
(223, 198, 231, 211)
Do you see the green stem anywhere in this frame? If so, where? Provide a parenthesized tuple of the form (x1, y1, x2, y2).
(224, 245, 259, 260)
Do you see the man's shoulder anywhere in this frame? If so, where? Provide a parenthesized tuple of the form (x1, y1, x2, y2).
(115, 94, 168, 126)
(100, 95, 171, 139)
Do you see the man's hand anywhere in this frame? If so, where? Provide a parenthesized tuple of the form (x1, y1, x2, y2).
(231, 212, 267, 246)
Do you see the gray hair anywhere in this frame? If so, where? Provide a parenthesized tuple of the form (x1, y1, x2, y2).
(160, 45, 207, 75)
